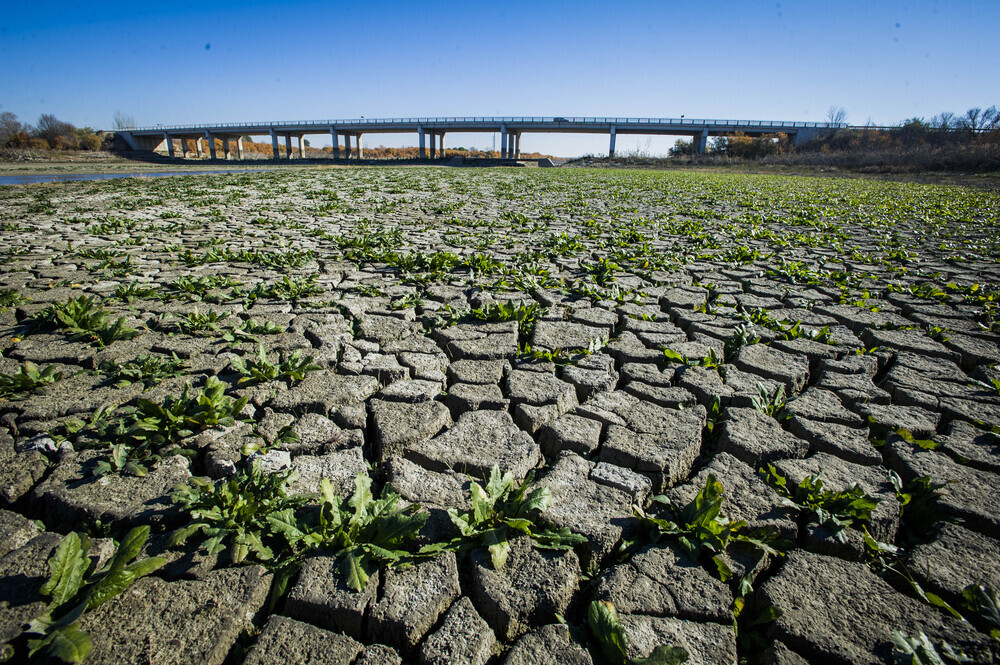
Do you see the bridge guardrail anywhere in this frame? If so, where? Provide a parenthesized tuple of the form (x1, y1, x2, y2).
(132, 116, 857, 133)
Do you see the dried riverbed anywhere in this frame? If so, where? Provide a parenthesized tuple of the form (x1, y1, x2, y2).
(1, 167, 999, 664)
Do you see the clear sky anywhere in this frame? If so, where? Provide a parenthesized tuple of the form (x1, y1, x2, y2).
(1, 0, 997, 156)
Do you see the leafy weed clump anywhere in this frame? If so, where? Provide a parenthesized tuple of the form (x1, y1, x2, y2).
(269, 473, 431, 591)
(99, 353, 186, 389)
(581, 600, 689, 665)
(0, 287, 29, 308)
(446, 466, 586, 569)
(634, 474, 784, 582)
(0, 362, 62, 399)
(30, 296, 138, 348)
(244, 275, 323, 303)
(170, 461, 312, 565)
(94, 376, 248, 476)
(762, 464, 879, 545)
(23, 527, 165, 664)
(230, 346, 321, 385)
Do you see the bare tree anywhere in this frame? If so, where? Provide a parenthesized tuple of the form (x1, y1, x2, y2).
(113, 109, 136, 130)
(0, 111, 26, 145)
(825, 106, 848, 127)
(36, 114, 76, 148)
(928, 112, 955, 129)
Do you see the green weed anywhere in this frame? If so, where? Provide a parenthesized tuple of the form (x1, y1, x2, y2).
(24, 527, 165, 664)
(0, 362, 62, 399)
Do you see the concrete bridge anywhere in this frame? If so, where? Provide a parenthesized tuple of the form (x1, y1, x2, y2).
(118, 116, 848, 160)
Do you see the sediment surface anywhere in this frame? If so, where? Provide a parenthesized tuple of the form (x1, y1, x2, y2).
(1, 167, 999, 664)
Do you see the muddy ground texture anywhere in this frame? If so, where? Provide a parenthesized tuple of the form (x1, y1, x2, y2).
(1, 168, 1000, 664)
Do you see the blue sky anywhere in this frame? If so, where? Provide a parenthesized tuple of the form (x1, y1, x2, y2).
(1, 0, 997, 156)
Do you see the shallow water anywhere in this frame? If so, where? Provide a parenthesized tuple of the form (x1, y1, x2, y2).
(0, 169, 274, 185)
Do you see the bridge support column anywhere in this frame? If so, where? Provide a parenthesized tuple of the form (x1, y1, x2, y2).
(418, 128, 426, 158)
(695, 129, 708, 154)
(237, 137, 245, 160)
(439, 133, 445, 159)
(429, 134, 436, 159)
(284, 135, 293, 159)
(344, 134, 352, 160)
(206, 132, 217, 160)
(507, 133, 515, 159)
(514, 133, 521, 159)
(357, 134, 364, 160)
(195, 137, 204, 158)
(330, 128, 340, 159)
(270, 130, 280, 159)
(500, 128, 508, 159)
(297, 135, 306, 159)
(609, 126, 616, 158)
(222, 137, 231, 160)
(164, 133, 175, 158)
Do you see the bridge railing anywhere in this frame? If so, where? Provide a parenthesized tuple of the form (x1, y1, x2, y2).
(132, 116, 852, 133)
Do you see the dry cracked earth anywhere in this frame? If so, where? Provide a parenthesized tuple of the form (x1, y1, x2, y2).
(1, 167, 1000, 665)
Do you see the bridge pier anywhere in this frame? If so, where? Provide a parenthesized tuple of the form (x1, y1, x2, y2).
(237, 137, 245, 160)
(418, 128, 426, 158)
(344, 134, 352, 160)
(330, 128, 339, 159)
(609, 126, 616, 158)
(357, 135, 364, 160)
(164, 133, 175, 158)
(222, 137, 231, 160)
(283, 135, 291, 159)
(500, 128, 507, 159)
(206, 132, 217, 160)
(695, 129, 709, 154)
(270, 130, 279, 160)
(515, 133, 521, 158)
(793, 128, 819, 147)
(195, 137, 204, 159)
(297, 135, 306, 159)
(429, 134, 436, 159)
(439, 133, 445, 159)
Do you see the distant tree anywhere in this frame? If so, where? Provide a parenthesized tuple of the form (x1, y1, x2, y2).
(709, 137, 728, 153)
(113, 109, 136, 130)
(669, 139, 694, 157)
(0, 111, 27, 146)
(826, 106, 848, 127)
(930, 111, 956, 129)
(36, 114, 77, 148)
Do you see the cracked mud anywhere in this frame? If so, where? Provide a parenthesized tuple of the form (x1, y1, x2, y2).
(1, 167, 999, 664)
